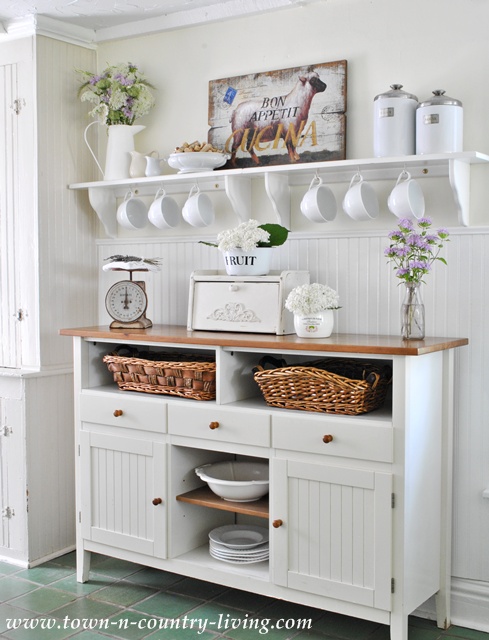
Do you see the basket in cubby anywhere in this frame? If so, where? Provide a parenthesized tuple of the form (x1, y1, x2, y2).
(253, 357, 392, 415)
(103, 349, 216, 400)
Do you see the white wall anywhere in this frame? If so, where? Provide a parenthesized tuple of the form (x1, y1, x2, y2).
(90, 0, 489, 629)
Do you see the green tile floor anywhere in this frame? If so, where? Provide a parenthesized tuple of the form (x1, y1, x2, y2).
(0, 552, 488, 640)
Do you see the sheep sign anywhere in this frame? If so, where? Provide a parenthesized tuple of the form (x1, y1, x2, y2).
(208, 60, 347, 169)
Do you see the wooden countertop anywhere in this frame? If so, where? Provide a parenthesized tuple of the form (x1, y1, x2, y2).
(60, 325, 468, 356)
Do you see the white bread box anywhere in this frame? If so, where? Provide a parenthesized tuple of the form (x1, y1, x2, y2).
(188, 270, 310, 335)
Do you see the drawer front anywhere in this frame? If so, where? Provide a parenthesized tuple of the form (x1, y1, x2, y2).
(168, 404, 270, 447)
(190, 281, 281, 333)
(80, 392, 167, 433)
(272, 413, 393, 462)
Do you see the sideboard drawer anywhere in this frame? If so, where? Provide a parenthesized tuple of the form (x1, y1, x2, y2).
(80, 392, 167, 433)
(272, 413, 393, 462)
(168, 404, 270, 447)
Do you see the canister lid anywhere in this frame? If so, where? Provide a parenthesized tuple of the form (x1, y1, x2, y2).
(418, 90, 462, 108)
(374, 84, 418, 101)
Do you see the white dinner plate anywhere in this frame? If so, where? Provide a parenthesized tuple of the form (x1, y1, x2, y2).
(210, 540, 269, 556)
(209, 525, 269, 549)
(209, 548, 269, 564)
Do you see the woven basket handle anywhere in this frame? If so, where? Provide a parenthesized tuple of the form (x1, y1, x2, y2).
(366, 371, 381, 389)
(252, 355, 288, 375)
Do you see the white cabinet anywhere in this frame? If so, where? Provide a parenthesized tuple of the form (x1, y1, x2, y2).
(272, 458, 392, 610)
(79, 431, 166, 558)
(0, 34, 96, 566)
(61, 324, 467, 640)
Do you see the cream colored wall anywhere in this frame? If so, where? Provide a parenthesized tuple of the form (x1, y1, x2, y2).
(97, 0, 489, 230)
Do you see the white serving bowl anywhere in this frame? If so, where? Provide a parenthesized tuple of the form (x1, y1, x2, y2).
(195, 461, 269, 502)
(167, 152, 229, 173)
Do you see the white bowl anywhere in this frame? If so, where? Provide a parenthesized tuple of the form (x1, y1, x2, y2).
(195, 461, 269, 502)
(167, 152, 229, 173)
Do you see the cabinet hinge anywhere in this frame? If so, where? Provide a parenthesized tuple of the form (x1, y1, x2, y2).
(2, 426, 13, 437)
(2, 506, 15, 519)
(14, 309, 26, 321)
(78, 511, 81, 523)
(78, 444, 80, 456)
(391, 493, 395, 508)
(391, 578, 395, 593)
(11, 98, 25, 115)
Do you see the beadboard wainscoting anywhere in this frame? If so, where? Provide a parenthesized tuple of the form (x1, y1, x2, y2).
(97, 228, 489, 628)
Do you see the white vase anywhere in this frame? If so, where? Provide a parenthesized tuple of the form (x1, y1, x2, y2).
(83, 122, 146, 181)
(294, 309, 334, 338)
(104, 124, 145, 180)
(222, 247, 272, 276)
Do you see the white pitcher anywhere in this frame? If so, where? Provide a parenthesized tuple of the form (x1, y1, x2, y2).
(130, 150, 157, 178)
(84, 121, 146, 180)
(145, 155, 165, 177)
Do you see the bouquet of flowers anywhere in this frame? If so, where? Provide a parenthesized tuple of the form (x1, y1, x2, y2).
(77, 62, 155, 126)
(202, 219, 289, 251)
(285, 283, 340, 316)
(384, 217, 449, 284)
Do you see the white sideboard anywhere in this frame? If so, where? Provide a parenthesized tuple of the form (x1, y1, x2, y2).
(60, 325, 467, 640)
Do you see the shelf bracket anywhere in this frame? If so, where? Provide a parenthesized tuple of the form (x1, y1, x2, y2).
(224, 174, 251, 222)
(264, 172, 291, 228)
(448, 158, 470, 227)
(88, 187, 117, 238)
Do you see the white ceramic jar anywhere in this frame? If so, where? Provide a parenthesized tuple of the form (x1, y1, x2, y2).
(416, 90, 463, 154)
(373, 84, 418, 157)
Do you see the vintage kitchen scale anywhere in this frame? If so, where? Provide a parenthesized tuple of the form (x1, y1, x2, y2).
(103, 255, 161, 329)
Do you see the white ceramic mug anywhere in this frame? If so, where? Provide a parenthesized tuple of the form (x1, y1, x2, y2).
(342, 173, 379, 221)
(148, 188, 180, 229)
(300, 176, 337, 222)
(387, 170, 425, 219)
(116, 191, 148, 230)
(182, 185, 215, 227)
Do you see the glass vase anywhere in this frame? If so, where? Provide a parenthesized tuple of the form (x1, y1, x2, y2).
(401, 282, 425, 340)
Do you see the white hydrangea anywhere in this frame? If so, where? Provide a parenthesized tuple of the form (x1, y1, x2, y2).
(285, 283, 340, 315)
(217, 220, 270, 251)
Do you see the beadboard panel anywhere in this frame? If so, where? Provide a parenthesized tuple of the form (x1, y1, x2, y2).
(97, 229, 489, 583)
(25, 373, 76, 563)
(35, 37, 98, 370)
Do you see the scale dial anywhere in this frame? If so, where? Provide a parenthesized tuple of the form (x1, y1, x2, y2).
(105, 280, 148, 324)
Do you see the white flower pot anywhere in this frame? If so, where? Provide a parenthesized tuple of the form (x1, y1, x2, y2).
(294, 310, 334, 338)
(222, 247, 272, 276)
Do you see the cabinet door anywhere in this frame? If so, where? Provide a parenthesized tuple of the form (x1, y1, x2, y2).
(272, 459, 392, 611)
(80, 431, 166, 558)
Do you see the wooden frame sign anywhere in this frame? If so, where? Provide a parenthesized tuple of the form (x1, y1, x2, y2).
(208, 60, 347, 169)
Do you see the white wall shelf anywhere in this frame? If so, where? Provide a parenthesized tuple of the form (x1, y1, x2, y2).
(69, 151, 489, 237)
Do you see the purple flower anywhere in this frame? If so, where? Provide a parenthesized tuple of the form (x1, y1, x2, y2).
(437, 228, 449, 239)
(417, 217, 432, 227)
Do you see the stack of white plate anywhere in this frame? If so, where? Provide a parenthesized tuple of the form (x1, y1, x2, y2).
(208, 524, 269, 564)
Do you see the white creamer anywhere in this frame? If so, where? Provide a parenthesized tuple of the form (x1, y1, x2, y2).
(373, 84, 418, 157)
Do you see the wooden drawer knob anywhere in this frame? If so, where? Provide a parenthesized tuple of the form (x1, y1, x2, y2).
(209, 421, 220, 430)
(322, 434, 334, 443)
(272, 519, 283, 528)
(113, 409, 123, 417)
(152, 497, 162, 506)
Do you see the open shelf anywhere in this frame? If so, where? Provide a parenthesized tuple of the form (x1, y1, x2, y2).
(176, 486, 269, 519)
(69, 151, 489, 235)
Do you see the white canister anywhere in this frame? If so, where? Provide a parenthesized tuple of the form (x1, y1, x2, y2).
(373, 84, 418, 157)
(416, 90, 463, 154)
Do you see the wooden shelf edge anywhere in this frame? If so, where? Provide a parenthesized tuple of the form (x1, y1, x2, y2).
(176, 486, 269, 519)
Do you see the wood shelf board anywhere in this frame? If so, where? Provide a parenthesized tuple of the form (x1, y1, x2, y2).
(60, 324, 469, 356)
(176, 486, 269, 519)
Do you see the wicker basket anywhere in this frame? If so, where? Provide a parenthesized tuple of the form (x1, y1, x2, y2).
(103, 351, 216, 400)
(253, 358, 391, 415)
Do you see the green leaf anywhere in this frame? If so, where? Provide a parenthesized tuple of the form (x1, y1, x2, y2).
(258, 223, 289, 247)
